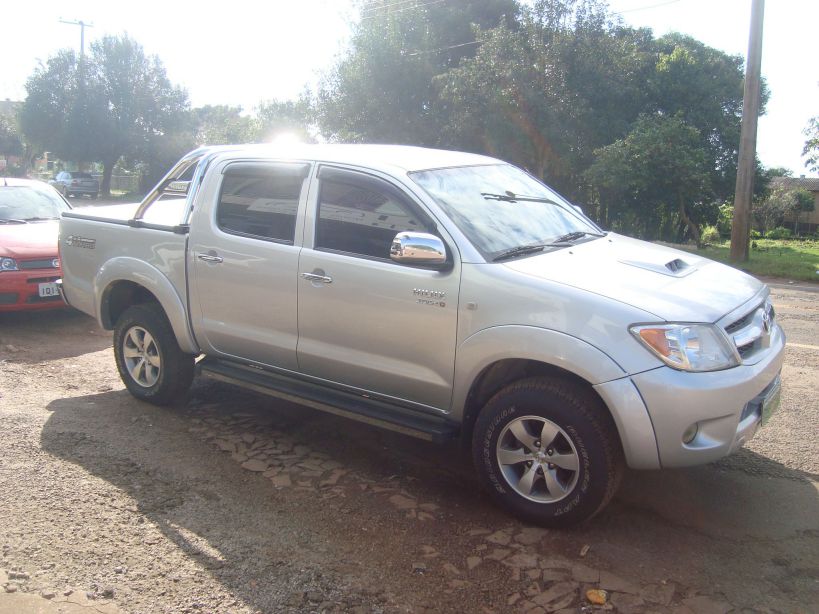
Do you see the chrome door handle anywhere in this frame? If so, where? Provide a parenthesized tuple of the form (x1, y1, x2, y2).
(197, 253, 223, 264)
(301, 272, 333, 284)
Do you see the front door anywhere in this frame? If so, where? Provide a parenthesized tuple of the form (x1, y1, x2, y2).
(297, 166, 460, 411)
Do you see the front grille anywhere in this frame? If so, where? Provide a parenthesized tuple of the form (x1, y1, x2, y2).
(0, 292, 19, 305)
(725, 310, 754, 335)
(19, 259, 58, 270)
(724, 301, 775, 362)
(27, 276, 60, 284)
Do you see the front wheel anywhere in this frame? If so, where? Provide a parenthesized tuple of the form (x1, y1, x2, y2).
(472, 376, 624, 527)
(113, 303, 194, 405)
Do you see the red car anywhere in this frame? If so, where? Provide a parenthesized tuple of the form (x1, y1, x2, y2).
(0, 178, 71, 312)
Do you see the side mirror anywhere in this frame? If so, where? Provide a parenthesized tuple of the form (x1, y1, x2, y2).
(390, 232, 447, 266)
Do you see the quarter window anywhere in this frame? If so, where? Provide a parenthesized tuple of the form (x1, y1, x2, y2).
(316, 168, 432, 259)
(217, 163, 309, 243)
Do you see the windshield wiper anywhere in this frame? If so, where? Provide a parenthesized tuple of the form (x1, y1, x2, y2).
(481, 192, 559, 205)
(492, 244, 549, 262)
(549, 231, 606, 245)
(0, 218, 28, 224)
(23, 216, 60, 222)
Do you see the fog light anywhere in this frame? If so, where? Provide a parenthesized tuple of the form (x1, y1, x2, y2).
(682, 423, 699, 444)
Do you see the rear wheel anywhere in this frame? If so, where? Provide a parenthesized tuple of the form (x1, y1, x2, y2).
(113, 303, 194, 405)
(472, 376, 624, 527)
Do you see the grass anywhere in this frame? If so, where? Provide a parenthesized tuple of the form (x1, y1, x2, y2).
(675, 239, 819, 282)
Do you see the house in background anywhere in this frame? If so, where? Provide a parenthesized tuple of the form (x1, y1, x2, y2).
(770, 176, 819, 234)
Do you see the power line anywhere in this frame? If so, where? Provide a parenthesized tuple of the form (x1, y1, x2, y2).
(611, 0, 683, 15)
(360, 0, 441, 15)
(361, 0, 447, 20)
(406, 39, 482, 57)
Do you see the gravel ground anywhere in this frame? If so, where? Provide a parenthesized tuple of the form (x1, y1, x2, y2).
(0, 285, 816, 613)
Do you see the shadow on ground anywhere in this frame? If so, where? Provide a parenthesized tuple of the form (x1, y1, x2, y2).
(40, 383, 819, 611)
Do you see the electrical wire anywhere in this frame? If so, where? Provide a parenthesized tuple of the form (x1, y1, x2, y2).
(611, 0, 683, 15)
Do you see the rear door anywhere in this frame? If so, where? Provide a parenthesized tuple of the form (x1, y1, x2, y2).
(297, 166, 460, 410)
(189, 160, 311, 369)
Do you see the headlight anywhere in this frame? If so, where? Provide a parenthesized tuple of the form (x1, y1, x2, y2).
(0, 257, 18, 271)
(629, 323, 739, 372)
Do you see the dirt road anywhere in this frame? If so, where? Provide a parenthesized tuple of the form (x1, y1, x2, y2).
(0, 285, 816, 613)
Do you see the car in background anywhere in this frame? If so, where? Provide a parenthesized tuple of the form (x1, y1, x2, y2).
(51, 171, 99, 199)
(0, 178, 71, 312)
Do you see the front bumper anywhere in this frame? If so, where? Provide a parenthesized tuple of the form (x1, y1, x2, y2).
(631, 322, 785, 468)
(0, 269, 66, 312)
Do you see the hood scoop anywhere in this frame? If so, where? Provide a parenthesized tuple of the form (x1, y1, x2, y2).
(618, 256, 696, 278)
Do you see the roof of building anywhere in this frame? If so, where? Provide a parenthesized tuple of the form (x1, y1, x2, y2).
(771, 176, 819, 192)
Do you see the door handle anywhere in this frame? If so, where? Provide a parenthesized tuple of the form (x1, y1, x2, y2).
(301, 271, 333, 284)
(197, 253, 223, 264)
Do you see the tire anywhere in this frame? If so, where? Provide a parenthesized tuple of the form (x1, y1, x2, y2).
(90, 192, 98, 200)
(113, 303, 195, 405)
(472, 376, 624, 527)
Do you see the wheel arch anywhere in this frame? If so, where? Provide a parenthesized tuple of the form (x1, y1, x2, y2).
(95, 257, 199, 354)
(453, 326, 659, 468)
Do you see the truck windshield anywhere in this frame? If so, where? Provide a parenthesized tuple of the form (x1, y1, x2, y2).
(410, 164, 602, 260)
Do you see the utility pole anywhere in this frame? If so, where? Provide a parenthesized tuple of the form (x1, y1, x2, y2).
(730, 0, 765, 262)
(59, 18, 93, 59)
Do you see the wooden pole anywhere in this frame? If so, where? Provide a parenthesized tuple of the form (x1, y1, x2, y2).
(730, 0, 765, 262)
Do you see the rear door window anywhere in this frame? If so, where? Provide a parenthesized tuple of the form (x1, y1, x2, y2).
(217, 162, 310, 243)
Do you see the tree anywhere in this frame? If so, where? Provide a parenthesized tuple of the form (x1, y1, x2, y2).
(753, 184, 814, 234)
(316, 0, 518, 144)
(191, 105, 254, 145)
(252, 98, 314, 143)
(586, 114, 712, 244)
(0, 114, 23, 158)
(20, 35, 189, 195)
(804, 116, 819, 173)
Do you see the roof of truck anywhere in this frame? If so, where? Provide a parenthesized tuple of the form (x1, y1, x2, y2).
(197, 143, 504, 174)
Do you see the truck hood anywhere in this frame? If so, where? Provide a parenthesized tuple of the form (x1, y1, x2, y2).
(0, 221, 60, 259)
(503, 233, 763, 322)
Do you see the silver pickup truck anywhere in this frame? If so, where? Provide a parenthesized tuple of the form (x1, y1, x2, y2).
(59, 144, 785, 526)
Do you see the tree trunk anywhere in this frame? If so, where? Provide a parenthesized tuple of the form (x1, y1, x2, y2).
(101, 159, 116, 196)
(679, 197, 701, 248)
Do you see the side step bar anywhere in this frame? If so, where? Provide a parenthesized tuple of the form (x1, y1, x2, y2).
(197, 358, 459, 443)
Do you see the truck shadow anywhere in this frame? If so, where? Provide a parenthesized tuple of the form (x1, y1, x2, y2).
(40, 385, 819, 611)
(0, 308, 111, 363)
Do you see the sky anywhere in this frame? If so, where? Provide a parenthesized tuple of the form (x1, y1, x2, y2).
(2, 0, 816, 175)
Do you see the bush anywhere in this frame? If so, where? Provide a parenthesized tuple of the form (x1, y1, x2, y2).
(765, 227, 792, 240)
(750, 229, 762, 239)
(700, 225, 721, 244)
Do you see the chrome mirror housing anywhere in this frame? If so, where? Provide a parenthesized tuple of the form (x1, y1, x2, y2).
(390, 232, 447, 266)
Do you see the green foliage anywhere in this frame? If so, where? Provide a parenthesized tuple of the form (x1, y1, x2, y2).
(0, 115, 23, 157)
(750, 229, 761, 239)
(586, 114, 712, 242)
(316, 0, 518, 144)
(700, 225, 720, 244)
(191, 105, 254, 145)
(717, 202, 733, 236)
(252, 98, 314, 143)
(765, 227, 792, 240)
(754, 184, 814, 233)
(804, 116, 819, 173)
(20, 35, 189, 195)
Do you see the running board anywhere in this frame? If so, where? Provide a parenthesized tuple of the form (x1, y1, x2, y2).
(197, 358, 458, 443)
